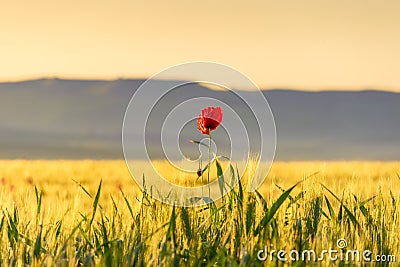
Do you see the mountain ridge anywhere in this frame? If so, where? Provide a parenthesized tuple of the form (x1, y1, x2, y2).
(1, 78, 398, 94)
(0, 78, 399, 160)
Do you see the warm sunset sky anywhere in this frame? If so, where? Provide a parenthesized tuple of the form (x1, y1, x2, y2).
(1, 0, 399, 90)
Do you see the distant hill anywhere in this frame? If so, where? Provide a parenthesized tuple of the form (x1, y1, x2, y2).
(0, 78, 399, 160)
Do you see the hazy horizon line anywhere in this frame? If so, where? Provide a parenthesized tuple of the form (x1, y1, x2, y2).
(0, 76, 398, 93)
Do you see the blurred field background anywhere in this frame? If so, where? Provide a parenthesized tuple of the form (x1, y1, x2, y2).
(1, 161, 399, 210)
(1, 160, 399, 206)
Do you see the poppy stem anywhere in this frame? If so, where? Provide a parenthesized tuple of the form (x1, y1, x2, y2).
(199, 157, 203, 195)
(207, 130, 211, 199)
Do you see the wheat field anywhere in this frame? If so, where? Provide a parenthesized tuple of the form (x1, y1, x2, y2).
(0, 160, 399, 266)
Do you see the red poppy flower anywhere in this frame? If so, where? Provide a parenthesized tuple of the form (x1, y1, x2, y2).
(197, 106, 223, 135)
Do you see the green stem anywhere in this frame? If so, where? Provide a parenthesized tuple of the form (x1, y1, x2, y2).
(207, 130, 211, 198)
(200, 156, 203, 196)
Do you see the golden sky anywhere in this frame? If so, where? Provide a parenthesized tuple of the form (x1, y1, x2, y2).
(1, 0, 399, 90)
